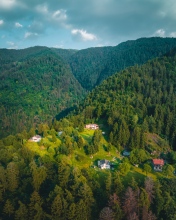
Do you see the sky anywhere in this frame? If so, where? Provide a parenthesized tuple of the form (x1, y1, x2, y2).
(0, 0, 176, 50)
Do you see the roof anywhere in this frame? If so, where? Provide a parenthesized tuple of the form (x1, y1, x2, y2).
(152, 159, 164, 166)
(35, 135, 41, 138)
(99, 159, 110, 165)
(123, 151, 130, 156)
(85, 124, 99, 128)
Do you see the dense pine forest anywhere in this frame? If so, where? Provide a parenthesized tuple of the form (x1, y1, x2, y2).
(1, 38, 176, 219)
(0, 47, 85, 138)
(74, 48, 176, 150)
(1, 37, 176, 138)
(68, 37, 176, 90)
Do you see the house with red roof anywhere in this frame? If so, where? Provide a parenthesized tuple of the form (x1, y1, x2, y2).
(152, 159, 164, 171)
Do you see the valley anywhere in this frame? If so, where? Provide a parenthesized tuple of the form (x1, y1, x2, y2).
(0, 37, 176, 219)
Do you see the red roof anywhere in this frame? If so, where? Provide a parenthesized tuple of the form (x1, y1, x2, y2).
(152, 159, 164, 166)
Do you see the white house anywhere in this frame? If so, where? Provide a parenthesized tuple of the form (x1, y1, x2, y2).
(85, 124, 99, 130)
(98, 159, 111, 169)
(29, 135, 42, 142)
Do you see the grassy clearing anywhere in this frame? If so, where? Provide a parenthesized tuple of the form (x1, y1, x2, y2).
(26, 141, 48, 157)
(26, 131, 168, 183)
(80, 129, 94, 143)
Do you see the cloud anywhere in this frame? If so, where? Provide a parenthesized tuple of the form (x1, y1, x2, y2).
(54, 44, 64, 48)
(52, 9, 67, 21)
(0, 20, 4, 26)
(15, 22, 23, 28)
(28, 21, 44, 34)
(0, 0, 176, 49)
(0, 0, 16, 9)
(36, 4, 48, 14)
(24, 32, 38, 39)
(71, 29, 97, 41)
(170, 32, 176, 37)
(154, 29, 165, 37)
(7, 41, 18, 49)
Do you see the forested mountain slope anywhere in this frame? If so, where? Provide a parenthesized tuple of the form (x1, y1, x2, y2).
(1, 49, 176, 220)
(71, 47, 176, 150)
(68, 37, 176, 90)
(0, 48, 85, 138)
(0, 46, 50, 65)
(51, 48, 78, 62)
(1, 37, 176, 139)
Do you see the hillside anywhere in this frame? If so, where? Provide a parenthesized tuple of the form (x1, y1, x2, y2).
(1, 45, 176, 220)
(70, 47, 176, 150)
(68, 37, 176, 90)
(1, 37, 176, 138)
(0, 106, 175, 219)
(0, 48, 85, 138)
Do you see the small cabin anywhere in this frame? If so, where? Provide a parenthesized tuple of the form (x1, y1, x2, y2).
(29, 135, 42, 142)
(152, 159, 164, 171)
(85, 124, 99, 130)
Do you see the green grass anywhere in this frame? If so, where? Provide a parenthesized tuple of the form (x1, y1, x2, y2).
(25, 131, 169, 183)
(80, 129, 94, 143)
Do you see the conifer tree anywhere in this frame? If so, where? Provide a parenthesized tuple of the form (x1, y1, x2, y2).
(3, 199, 15, 218)
(51, 194, 63, 220)
(29, 191, 42, 219)
(15, 201, 28, 220)
(6, 162, 19, 192)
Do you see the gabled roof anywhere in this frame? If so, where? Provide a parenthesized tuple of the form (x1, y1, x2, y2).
(152, 159, 164, 166)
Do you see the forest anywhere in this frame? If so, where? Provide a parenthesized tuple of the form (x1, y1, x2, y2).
(1, 37, 176, 138)
(0, 37, 176, 219)
(0, 48, 85, 138)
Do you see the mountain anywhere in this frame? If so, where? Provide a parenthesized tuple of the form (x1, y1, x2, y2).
(71, 47, 176, 150)
(0, 47, 85, 138)
(1, 47, 176, 220)
(1, 37, 176, 138)
(68, 37, 176, 90)
(51, 48, 78, 62)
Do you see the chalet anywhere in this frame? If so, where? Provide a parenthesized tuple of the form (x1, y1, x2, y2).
(85, 124, 99, 130)
(98, 159, 111, 169)
(152, 159, 164, 171)
(29, 135, 42, 142)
